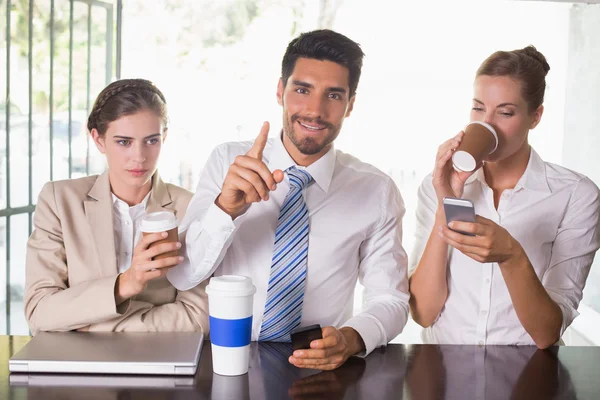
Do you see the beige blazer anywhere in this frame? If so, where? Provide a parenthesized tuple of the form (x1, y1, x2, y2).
(24, 171, 209, 335)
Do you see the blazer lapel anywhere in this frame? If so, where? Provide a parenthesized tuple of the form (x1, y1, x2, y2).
(147, 173, 176, 215)
(84, 171, 118, 276)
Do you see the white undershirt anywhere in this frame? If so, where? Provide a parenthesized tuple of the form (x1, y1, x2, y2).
(111, 191, 151, 273)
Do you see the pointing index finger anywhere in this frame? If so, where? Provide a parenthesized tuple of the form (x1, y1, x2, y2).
(246, 121, 270, 160)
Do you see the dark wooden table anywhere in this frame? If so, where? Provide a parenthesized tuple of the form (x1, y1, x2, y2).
(1, 336, 597, 399)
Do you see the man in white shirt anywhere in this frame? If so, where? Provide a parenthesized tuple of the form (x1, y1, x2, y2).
(168, 29, 409, 370)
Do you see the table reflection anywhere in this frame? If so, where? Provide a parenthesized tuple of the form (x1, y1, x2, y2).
(3, 337, 586, 400)
(406, 344, 575, 400)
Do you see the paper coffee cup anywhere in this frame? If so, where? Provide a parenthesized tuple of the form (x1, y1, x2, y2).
(452, 121, 498, 172)
(206, 275, 256, 376)
(140, 211, 179, 260)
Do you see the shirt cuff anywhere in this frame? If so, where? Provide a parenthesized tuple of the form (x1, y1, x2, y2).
(203, 202, 238, 238)
(342, 315, 385, 357)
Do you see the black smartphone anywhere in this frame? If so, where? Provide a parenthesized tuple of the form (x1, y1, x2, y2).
(290, 324, 323, 351)
(443, 197, 476, 236)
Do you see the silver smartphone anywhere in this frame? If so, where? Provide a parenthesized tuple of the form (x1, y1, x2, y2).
(442, 197, 476, 236)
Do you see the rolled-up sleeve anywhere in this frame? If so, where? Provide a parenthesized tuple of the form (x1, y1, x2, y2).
(342, 179, 410, 356)
(542, 176, 600, 335)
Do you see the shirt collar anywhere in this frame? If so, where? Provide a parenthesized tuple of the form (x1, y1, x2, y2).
(267, 133, 337, 193)
(111, 190, 152, 212)
(469, 147, 551, 193)
(520, 148, 551, 192)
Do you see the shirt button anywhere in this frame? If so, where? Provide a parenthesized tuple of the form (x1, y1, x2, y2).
(478, 341, 484, 346)
(485, 278, 491, 284)
(126, 220, 131, 225)
(124, 252, 129, 256)
(481, 310, 488, 315)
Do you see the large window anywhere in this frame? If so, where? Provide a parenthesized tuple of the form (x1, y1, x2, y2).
(1, 0, 119, 334)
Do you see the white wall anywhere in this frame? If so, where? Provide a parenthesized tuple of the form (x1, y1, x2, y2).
(562, 4, 600, 320)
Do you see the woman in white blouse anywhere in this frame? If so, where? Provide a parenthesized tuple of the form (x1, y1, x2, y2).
(24, 79, 208, 334)
(408, 46, 600, 348)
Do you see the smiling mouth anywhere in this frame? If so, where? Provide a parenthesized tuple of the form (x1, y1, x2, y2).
(298, 120, 326, 131)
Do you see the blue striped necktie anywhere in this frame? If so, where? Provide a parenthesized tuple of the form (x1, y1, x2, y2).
(259, 166, 312, 342)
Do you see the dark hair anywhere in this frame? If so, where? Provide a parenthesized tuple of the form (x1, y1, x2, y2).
(476, 45, 550, 112)
(281, 29, 364, 98)
(87, 78, 168, 135)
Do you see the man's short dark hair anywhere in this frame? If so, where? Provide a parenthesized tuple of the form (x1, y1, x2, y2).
(281, 29, 364, 98)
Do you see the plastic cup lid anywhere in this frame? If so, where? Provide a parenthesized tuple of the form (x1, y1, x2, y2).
(452, 150, 476, 172)
(206, 275, 257, 297)
(466, 121, 499, 154)
(139, 211, 178, 232)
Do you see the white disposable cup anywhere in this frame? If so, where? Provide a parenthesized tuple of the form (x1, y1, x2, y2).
(139, 211, 178, 232)
(206, 275, 256, 376)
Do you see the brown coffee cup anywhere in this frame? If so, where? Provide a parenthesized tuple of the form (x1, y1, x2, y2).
(452, 121, 498, 172)
(140, 211, 179, 260)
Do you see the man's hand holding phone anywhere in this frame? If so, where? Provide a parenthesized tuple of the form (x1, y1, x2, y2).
(288, 326, 365, 371)
(215, 121, 285, 220)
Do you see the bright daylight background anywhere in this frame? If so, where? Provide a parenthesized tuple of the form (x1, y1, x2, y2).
(2, 0, 600, 345)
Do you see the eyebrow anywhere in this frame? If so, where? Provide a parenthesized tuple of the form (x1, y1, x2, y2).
(473, 98, 518, 108)
(113, 133, 161, 140)
(292, 80, 347, 94)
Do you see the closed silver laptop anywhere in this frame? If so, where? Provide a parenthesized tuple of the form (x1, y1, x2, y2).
(9, 331, 203, 376)
(9, 373, 196, 388)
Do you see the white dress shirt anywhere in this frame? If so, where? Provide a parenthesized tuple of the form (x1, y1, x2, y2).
(409, 148, 600, 345)
(111, 191, 151, 273)
(168, 136, 410, 355)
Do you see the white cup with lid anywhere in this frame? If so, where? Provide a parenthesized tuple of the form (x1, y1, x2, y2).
(139, 211, 178, 232)
(206, 275, 256, 376)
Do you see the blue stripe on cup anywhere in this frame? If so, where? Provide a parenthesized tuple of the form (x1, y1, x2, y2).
(210, 316, 253, 347)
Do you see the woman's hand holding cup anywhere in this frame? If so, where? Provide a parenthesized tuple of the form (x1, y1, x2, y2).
(433, 121, 498, 216)
(115, 212, 182, 304)
(432, 131, 474, 205)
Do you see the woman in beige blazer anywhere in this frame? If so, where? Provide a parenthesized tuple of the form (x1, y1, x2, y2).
(25, 79, 208, 335)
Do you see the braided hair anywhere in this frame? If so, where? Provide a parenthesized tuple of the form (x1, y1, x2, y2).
(87, 79, 168, 135)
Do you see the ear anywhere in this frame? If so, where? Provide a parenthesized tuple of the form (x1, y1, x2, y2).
(162, 127, 168, 143)
(91, 129, 106, 154)
(530, 104, 544, 129)
(345, 95, 356, 118)
(277, 78, 284, 106)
